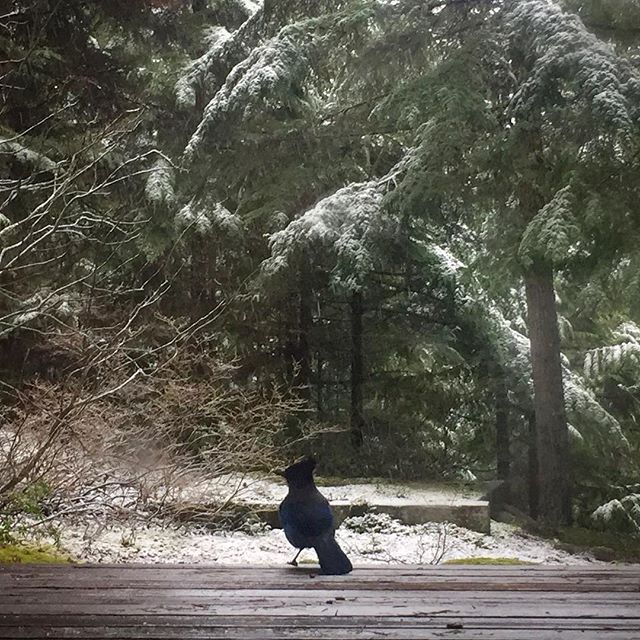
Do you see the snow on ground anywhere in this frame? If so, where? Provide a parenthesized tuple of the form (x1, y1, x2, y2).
(185, 474, 486, 507)
(21, 476, 604, 566)
(53, 515, 599, 566)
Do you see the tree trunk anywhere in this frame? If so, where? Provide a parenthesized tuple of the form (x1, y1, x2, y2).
(190, 238, 216, 321)
(350, 290, 364, 448)
(295, 276, 312, 401)
(495, 375, 510, 488)
(527, 410, 539, 519)
(316, 352, 324, 419)
(524, 265, 571, 526)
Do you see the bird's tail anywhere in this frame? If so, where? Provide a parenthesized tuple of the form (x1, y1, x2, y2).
(314, 536, 352, 575)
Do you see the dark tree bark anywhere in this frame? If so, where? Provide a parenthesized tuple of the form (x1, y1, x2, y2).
(527, 410, 539, 520)
(495, 375, 510, 485)
(283, 276, 312, 400)
(524, 264, 571, 526)
(350, 290, 365, 448)
(189, 237, 216, 322)
(316, 352, 324, 419)
(190, 238, 203, 322)
(295, 276, 312, 401)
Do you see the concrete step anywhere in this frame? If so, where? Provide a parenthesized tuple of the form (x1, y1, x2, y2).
(247, 481, 491, 533)
(252, 499, 490, 533)
(169, 480, 492, 534)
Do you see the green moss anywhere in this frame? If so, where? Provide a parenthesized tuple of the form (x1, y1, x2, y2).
(444, 556, 534, 565)
(0, 544, 76, 564)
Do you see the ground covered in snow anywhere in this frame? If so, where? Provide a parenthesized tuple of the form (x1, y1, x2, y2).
(50, 515, 601, 567)
(215, 475, 486, 507)
(19, 476, 610, 566)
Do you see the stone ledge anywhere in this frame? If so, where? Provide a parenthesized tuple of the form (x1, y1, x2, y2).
(252, 499, 491, 534)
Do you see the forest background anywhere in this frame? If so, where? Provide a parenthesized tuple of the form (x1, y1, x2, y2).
(1, 0, 640, 547)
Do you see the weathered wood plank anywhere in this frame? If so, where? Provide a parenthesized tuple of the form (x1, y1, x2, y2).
(2, 571, 638, 592)
(2, 565, 631, 575)
(1, 565, 638, 638)
(1, 578, 637, 592)
(5, 564, 640, 575)
(2, 587, 639, 602)
(2, 600, 639, 618)
(2, 566, 638, 593)
(3, 626, 640, 639)
(0, 587, 636, 603)
(2, 614, 640, 630)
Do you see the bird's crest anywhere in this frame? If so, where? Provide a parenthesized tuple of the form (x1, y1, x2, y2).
(283, 456, 317, 487)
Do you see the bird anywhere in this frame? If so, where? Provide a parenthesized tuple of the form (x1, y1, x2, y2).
(278, 456, 353, 575)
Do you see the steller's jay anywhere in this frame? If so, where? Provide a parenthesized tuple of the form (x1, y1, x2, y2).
(278, 456, 353, 575)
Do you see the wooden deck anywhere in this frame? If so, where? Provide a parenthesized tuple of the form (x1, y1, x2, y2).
(1, 564, 640, 638)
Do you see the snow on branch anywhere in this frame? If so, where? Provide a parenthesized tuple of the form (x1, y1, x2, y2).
(263, 180, 393, 290)
(506, 0, 634, 135)
(0, 138, 57, 173)
(184, 28, 312, 158)
(175, 1, 263, 110)
(584, 321, 640, 381)
(459, 267, 626, 447)
(491, 307, 627, 446)
(145, 157, 176, 208)
(241, 0, 261, 12)
(564, 369, 629, 447)
(426, 243, 464, 277)
(176, 197, 243, 240)
(592, 495, 640, 535)
(175, 27, 233, 109)
(518, 186, 581, 268)
(0, 289, 79, 340)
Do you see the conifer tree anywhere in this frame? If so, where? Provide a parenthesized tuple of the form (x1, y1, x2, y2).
(174, 0, 640, 503)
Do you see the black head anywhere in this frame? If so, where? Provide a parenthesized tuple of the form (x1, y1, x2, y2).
(282, 456, 317, 488)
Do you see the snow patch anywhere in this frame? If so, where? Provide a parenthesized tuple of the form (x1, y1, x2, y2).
(52, 515, 600, 566)
(145, 158, 175, 207)
(263, 181, 394, 290)
(176, 27, 232, 109)
(0, 138, 57, 172)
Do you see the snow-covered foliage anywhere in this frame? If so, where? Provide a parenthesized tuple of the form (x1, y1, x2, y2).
(445, 255, 627, 447)
(584, 321, 640, 381)
(0, 138, 57, 172)
(495, 318, 627, 446)
(175, 198, 243, 240)
(263, 181, 394, 290)
(518, 186, 581, 268)
(145, 158, 175, 208)
(185, 30, 313, 158)
(482, 305, 534, 395)
(176, 27, 233, 108)
(564, 369, 629, 446)
(0, 290, 79, 339)
(614, 321, 640, 343)
(382, 233, 627, 450)
(494, 318, 626, 446)
(236, 0, 261, 15)
(505, 0, 635, 137)
(585, 342, 640, 380)
(175, 0, 263, 110)
(429, 243, 464, 276)
(592, 494, 640, 535)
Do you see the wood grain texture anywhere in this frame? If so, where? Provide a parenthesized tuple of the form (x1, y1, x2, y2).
(0, 564, 638, 639)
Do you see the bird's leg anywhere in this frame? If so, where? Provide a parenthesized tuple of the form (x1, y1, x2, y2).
(288, 548, 302, 567)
